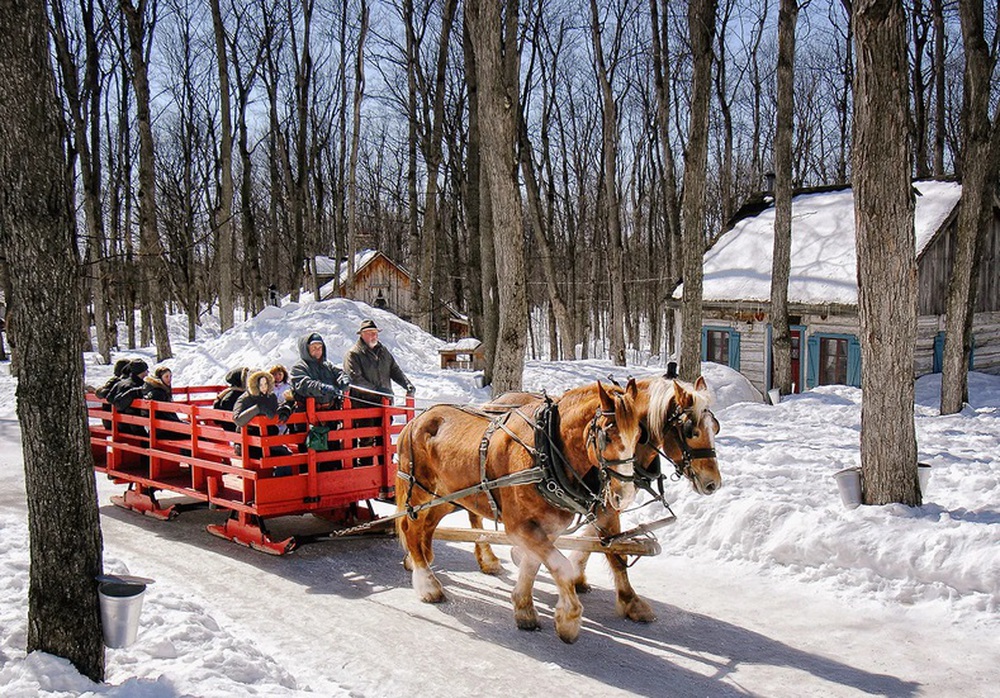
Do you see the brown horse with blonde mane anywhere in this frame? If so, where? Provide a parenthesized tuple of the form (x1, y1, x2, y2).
(469, 374, 722, 623)
(396, 380, 642, 643)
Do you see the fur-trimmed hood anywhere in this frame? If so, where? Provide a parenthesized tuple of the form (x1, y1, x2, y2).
(144, 376, 169, 392)
(246, 369, 275, 397)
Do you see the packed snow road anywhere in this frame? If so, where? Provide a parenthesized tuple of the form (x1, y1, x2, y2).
(95, 488, 997, 698)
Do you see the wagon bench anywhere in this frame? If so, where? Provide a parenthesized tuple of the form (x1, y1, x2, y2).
(87, 386, 412, 554)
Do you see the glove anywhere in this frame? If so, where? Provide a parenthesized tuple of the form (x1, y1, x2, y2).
(405, 383, 416, 396)
(276, 404, 292, 424)
(336, 373, 351, 389)
(323, 384, 343, 401)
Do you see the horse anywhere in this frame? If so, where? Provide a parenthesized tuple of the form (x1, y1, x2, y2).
(463, 375, 722, 623)
(395, 380, 643, 643)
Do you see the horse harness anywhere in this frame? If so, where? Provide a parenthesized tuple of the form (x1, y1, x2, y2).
(398, 395, 634, 523)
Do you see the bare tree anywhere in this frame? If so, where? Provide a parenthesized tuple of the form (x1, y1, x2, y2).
(0, 0, 104, 678)
(941, 0, 1000, 414)
(678, 0, 717, 381)
(347, 0, 370, 296)
(210, 0, 235, 331)
(120, 0, 172, 359)
(467, 0, 527, 392)
(770, 0, 799, 396)
(853, 0, 919, 505)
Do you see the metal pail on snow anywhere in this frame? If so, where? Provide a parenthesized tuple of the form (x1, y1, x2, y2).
(833, 467, 862, 509)
(96, 574, 154, 648)
(767, 388, 781, 405)
(917, 462, 931, 497)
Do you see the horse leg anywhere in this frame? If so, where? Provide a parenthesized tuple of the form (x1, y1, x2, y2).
(467, 511, 503, 575)
(511, 555, 541, 631)
(604, 550, 655, 622)
(567, 522, 598, 593)
(512, 522, 583, 644)
(399, 506, 450, 603)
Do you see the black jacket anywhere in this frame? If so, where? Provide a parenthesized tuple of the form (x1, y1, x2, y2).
(232, 370, 292, 458)
(343, 339, 411, 402)
(108, 375, 148, 436)
(290, 334, 350, 406)
(213, 367, 248, 432)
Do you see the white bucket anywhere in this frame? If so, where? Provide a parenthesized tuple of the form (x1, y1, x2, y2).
(917, 462, 931, 497)
(834, 467, 862, 509)
(767, 388, 781, 405)
(98, 581, 146, 648)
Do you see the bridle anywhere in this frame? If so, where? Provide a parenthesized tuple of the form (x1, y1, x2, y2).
(634, 402, 718, 493)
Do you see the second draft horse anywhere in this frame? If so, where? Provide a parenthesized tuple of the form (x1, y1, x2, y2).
(396, 380, 642, 643)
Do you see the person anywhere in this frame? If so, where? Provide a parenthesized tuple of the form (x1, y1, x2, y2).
(290, 333, 350, 409)
(96, 358, 131, 428)
(269, 364, 293, 435)
(343, 319, 414, 466)
(232, 369, 292, 461)
(109, 358, 150, 437)
(143, 366, 186, 442)
(212, 367, 249, 432)
(343, 319, 415, 403)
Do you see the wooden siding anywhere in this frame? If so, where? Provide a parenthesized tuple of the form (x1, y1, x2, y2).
(342, 256, 414, 320)
(918, 208, 1000, 316)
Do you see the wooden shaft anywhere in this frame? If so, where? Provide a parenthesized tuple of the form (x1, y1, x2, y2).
(432, 526, 661, 557)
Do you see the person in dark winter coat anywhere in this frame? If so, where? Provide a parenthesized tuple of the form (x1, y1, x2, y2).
(343, 319, 413, 466)
(212, 367, 249, 432)
(109, 358, 150, 437)
(143, 366, 186, 442)
(343, 318, 414, 403)
(231, 369, 292, 460)
(290, 333, 350, 408)
(96, 358, 131, 428)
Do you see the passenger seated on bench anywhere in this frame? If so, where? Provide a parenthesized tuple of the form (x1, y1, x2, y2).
(290, 332, 351, 459)
(109, 359, 151, 437)
(212, 366, 249, 432)
(143, 366, 187, 443)
(232, 369, 293, 462)
(96, 358, 131, 429)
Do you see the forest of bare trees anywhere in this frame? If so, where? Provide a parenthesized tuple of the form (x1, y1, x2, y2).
(16, 0, 989, 374)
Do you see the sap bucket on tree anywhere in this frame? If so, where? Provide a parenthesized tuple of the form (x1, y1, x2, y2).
(833, 467, 862, 510)
(96, 574, 154, 648)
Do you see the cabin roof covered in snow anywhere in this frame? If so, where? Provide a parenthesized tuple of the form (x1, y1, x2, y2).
(673, 179, 962, 306)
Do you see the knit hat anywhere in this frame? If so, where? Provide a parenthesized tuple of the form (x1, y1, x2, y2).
(357, 319, 379, 334)
(129, 359, 149, 376)
(225, 366, 248, 388)
(113, 358, 131, 377)
(308, 333, 324, 345)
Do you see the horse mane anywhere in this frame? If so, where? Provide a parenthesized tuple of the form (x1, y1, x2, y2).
(647, 376, 711, 436)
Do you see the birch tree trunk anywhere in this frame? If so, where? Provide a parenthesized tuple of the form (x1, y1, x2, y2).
(0, 0, 104, 678)
(853, 0, 919, 505)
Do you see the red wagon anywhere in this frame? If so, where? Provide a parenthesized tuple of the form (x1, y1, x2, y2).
(87, 386, 413, 554)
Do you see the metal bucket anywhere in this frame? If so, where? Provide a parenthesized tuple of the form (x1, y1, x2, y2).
(97, 577, 149, 648)
(767, 388, 781, 405)
(917, 462, 931, 497)
(834, 467, 862, 509)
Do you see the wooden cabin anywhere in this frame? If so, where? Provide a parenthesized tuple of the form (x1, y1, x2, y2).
(439, 338, 486, 371)
(670, 180, 1000, 395)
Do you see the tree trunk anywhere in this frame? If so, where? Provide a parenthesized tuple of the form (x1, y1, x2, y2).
(852, 0, 919, 505)
(0, 0, 104, 678)
(770, 0, 798, 396)
(678, 0, 717, 381)
(932, 0, 945, 176)
(121, 0, 171, 360)
(347, 0, 369, 306)
(468, 0, 527, 393)
(941, 0, 1000, 414)
(589, 0, 627, 366)
(210, 0, 235, 331)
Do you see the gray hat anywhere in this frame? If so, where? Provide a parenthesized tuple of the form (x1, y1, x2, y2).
(357, 319, 379, 334)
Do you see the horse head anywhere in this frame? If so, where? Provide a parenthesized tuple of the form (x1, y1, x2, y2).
(642, 375, 722, 495)
(589, 379, 643, 510)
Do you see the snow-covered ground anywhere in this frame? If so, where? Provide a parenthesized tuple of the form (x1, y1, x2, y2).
(1, 298, 998, 696)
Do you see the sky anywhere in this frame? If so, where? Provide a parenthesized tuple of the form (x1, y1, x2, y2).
(0, 296, 998, 696)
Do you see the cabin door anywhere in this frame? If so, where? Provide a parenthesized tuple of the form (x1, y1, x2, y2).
(790, 329, 802, 393)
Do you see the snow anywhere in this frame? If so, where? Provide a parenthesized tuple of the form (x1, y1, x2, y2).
(675, 179, 963, 305)
(2, 297, 999, 696)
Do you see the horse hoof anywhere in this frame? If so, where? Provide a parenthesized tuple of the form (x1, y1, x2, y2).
(620, 598, 656, 623)
(516, 617, 540, 631)
(420, 590, 446, 604)
(556, 626, 580, 644)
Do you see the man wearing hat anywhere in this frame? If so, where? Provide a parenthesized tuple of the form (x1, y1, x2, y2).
(343, 319, 414, 466)
(344, 319, 414, 403)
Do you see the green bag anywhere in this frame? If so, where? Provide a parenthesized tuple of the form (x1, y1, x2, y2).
(305, 424, 331, 451)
